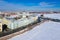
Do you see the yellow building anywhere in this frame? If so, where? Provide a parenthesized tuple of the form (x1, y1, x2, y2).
(0, 23, 2, 32)
(2, 18, 11, 25)
(0, 18, 11, 32)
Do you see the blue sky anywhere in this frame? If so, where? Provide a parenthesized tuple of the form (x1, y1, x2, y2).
(0, 0, 60, 12)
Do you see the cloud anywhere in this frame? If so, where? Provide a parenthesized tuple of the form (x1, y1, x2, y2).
(39, 2, 55, 7)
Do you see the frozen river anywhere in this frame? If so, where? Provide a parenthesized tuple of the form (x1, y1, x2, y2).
(9, 21, 60, 40)
(44, 14, 60, 19)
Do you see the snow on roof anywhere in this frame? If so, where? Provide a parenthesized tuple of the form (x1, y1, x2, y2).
(9, 21, 60, 40)
(44, 14, 60, 19)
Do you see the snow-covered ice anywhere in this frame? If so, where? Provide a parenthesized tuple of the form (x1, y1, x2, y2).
(44, 14, 60, 19)
(9, 21, 60, 40)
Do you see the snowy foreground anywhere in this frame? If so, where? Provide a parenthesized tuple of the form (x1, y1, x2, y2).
(9, 21, 60, 40)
